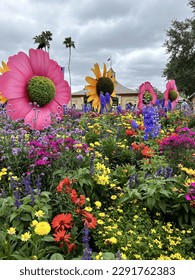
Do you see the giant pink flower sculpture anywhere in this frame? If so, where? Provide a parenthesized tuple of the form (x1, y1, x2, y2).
(0, 49, 70, 130)
(137, 81, 157, 111)
(164, 80, 179, 110)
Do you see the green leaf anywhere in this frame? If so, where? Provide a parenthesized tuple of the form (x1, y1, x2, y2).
(158, 200, 166, 213)
(10, 212, 18, 222)
(20, 205, 33, 212)
(50, 253, 64, 260)
(146, 197, 156, 210)
(102, 252, 115, 260)
(182, 203, 189, 213)
(190, 215, 195, 227)
(42, 236, 54, 242)
(20, 213, 32, 221)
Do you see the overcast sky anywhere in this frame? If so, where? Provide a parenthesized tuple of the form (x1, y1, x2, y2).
(0, 0, 193, 93)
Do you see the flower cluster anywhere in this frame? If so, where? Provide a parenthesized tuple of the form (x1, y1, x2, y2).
(142, 105, 161, 140)
(131, 142, 154, 158)
(93, 162, 111, 185)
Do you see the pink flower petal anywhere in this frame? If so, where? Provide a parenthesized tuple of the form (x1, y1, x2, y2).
(29, 49, 50, 76)
(6, 98, 32, 120)
(24, 106, 52, 130)
(47, 100, 64, 119)
(54, 80, 71, 105)
(46, 59, 65, 85)
(0, 71, 28, 99)
(7, 51, 33, 80)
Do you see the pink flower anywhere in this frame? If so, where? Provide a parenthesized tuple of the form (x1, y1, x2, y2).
(0, 49, 70, 130)
(137, 81, 157, 111)
(163, 80, 179, 110)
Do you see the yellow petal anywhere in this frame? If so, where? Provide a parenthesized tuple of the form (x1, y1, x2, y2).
(93, 63, 101, 79)
(103, 63, 107, 77)
(87, 95, 97, 102)
(85, 76, 97, 86)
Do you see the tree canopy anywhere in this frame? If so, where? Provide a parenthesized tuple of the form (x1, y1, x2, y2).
(163, 0, 195, 96)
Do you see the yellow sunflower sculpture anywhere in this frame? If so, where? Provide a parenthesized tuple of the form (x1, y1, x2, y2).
(0, 61, 10, 104)
(85, 63, 116, 112)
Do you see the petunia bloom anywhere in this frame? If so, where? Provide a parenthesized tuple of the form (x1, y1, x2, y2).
(163, 80, 179, 110)
(137, 81, 157, 111)
(0, 49, 70, 130)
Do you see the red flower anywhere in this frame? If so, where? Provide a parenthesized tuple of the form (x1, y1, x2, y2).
(141, 146, 154, 157)
(125, 129, 137, 136)
(82, 211, 97, 229)
(53, 230, 71, 247)
(68, 243, 76, 252)
(51, 213, 73, 230)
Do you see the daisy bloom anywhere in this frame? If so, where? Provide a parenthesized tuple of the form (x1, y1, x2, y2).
(0, 61, 9, 104)
(164, 80, 179, 110)
(82, 211, 97, 229)
(35, 210, 45, 218)
(34, 221, 51, 236)
(0, 49, 70, 130)
(53, 230, 71, 247)
(51, 213, 73, 231)
(137, 81, 157, 111)
(85, 63, 116, 112)
(21, 231, 31, 242)
(7, 227, 16, 235)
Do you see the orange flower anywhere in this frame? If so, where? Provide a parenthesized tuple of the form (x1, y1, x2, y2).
(141, 146, 154, 157)
(125, 129, 137, 136)
(53, 230, 71, 247)
(51, 213, 73, 230)
(131, 142, 140, 150)
(82, 211, 97, 229)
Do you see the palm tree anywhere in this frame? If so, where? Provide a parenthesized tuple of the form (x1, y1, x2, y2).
(63, 37, 75, 88)
(33, 31, 53, 52)
(42, 31, 53, 53)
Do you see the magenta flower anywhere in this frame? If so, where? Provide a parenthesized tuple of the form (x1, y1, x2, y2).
(163, 80, 179, 110)
(185, 185, 195, 201)
(0, 49, 70, 130)
(137, 81, 157, 111)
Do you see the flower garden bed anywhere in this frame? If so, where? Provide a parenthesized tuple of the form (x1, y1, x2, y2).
(0, 49, 194, 260)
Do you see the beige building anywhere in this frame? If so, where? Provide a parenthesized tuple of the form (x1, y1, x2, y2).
(71, 69, 138, 110)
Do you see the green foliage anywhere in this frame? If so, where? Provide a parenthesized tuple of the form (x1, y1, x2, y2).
(163, 2, 195, 96)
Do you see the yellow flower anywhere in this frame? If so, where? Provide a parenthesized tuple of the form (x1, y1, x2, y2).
(35, 210, 45, 218)
(98, 212, 105, 217)
(34, 222, 51, 236)
(111, 195, 117, 200)
(94, 201, 102, 208)
(7, 227, 16, 235)
(106, 237, 117, 244)
(31, 220, 38, 227)
(85, 63, 116, 112)
(21, 231, 31, 242)
(97, 219, 104, 225)
(85, 206, 92, 212)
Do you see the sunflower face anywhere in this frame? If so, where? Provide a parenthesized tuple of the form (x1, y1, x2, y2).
(85, 63, 116, 112)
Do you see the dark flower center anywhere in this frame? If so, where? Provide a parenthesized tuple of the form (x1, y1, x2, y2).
(169, 90, 178, 102)
(96, 77, 114, 95)
(27, 76, 56, 106)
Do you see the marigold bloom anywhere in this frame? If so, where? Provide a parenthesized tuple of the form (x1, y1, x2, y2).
(0, 49, 70, 130)
(51, 213, 73, 230)
(34, 221, 51, 236)
(21, 231, 31, 242)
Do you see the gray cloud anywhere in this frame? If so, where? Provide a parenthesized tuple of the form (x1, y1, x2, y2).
(0, 0, 192, 93)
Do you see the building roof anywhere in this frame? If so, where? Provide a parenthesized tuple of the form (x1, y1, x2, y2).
(115, 81, 138, 95)
(72, 81, 138, 96)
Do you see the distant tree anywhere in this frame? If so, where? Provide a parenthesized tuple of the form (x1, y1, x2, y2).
(63, 37, 75, 87)
(163, 0, 195, 96)
(33, 31, 53, 52)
